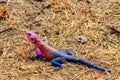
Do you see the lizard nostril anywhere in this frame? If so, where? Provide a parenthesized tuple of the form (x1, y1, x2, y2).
(31, 38, 34, 41)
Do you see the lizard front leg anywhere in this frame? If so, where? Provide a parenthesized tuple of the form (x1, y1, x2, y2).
(30, 48, 42, 61)
(30, 54, 42, 60)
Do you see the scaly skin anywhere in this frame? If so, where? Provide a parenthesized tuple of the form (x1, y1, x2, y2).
(26, 31, 111, 73)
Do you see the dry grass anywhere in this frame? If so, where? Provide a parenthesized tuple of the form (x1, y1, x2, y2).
(0, 0, 120, 80)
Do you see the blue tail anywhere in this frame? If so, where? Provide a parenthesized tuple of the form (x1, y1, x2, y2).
(65, 56, 111, 73)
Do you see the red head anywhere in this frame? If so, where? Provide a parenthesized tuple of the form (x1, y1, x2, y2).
(26, 31, 39, 44)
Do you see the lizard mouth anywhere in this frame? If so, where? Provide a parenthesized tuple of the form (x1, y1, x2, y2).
(29, 38, 37, 44)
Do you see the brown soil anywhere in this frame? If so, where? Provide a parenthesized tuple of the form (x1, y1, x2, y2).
(0, 0, 120, 80)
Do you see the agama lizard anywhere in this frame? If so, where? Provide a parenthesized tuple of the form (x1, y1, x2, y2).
(26, 31, 111, 73)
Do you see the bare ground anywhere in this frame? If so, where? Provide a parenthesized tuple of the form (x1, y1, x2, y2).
(0, 0, 120, 80)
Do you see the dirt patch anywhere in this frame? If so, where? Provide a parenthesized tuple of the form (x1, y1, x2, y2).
(0, 0, 120, 80)
(0, 6, 6, 19)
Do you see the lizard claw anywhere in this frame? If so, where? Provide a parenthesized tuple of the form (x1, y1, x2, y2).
(29, 56, 37, 61)
(54, 67, 62, 71)
(29, 54, 41, 61)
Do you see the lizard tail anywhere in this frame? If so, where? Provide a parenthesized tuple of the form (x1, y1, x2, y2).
(65, 56, 111, 73)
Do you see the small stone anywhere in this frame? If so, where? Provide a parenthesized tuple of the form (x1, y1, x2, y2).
(76, 35, 87, 44)
(0, 48, 3, 57)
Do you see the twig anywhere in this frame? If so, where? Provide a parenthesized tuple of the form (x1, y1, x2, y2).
(35, 0, 44, 2)
(28, 0, 51, 14)
(70, 70, 87, 80)
(42, 4, 51, 9)
(86, 0, 92, 4)
(28, 0, 39, 8)
(107, 25, 120, 33)
(28, 0, 45, 14)
(0, 1, 6, 3)
(0, 27, 13, 34)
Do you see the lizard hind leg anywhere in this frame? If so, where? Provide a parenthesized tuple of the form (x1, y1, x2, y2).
(51, 57, 66, 69)
(58, 49, 73, 55)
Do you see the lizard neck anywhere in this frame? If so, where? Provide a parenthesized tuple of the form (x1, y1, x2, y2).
(35, 38, 57, 52)
(35, 38, 57, 60)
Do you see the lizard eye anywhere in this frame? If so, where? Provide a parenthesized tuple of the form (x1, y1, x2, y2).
(28, 33, 31, 36)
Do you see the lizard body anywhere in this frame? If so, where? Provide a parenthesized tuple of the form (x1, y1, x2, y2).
(26, 31, 111, 73)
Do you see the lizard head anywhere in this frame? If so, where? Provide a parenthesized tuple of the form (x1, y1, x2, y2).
(26, 31, 38, 44)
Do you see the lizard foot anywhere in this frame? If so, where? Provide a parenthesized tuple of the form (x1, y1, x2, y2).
(28, 56, 39, 61)
(54, 67, 62, 71)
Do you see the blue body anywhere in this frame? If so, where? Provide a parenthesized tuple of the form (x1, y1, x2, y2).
(32, 49, 111, 73)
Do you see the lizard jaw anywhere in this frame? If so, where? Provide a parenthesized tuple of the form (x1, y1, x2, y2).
(26, 31, 38, 44)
